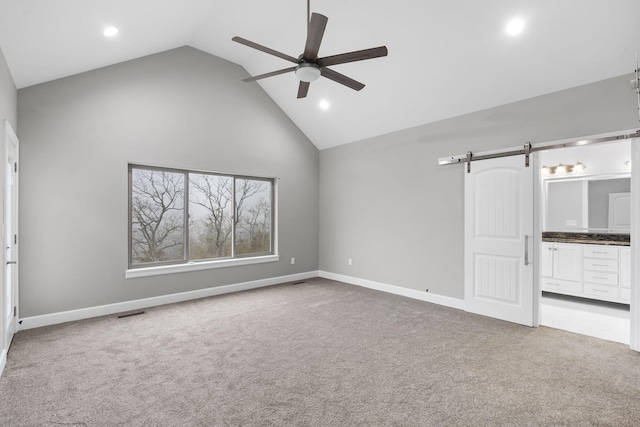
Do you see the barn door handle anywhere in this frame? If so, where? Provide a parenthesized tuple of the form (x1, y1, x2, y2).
(524, 235, 529, 266)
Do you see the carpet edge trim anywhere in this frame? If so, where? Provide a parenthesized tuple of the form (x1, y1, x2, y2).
(318, 270, 465, 310)
(17, 271, 320, 331)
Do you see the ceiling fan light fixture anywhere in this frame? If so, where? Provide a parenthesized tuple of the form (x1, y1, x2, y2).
(296, 63, 321, 82)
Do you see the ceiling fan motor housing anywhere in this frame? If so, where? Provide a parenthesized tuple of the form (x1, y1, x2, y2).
(295, 61, 321, 82)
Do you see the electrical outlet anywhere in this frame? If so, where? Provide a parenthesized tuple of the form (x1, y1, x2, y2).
(566, 219, 577, 226)
(348, 258, 353, 266)
(290, 257, 295, 265)
(631, 79, 639, 90)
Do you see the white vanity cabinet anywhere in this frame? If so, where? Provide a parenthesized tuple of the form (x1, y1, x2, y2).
(541, 242, 631, 304)
(583, 245, 620, 301)
(541, 242, 583, 296)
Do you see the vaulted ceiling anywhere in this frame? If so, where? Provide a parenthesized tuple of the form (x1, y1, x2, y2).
(1, 0, 639, 149)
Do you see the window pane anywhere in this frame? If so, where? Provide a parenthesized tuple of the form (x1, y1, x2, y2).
(189, 174, 233, 260)
(131, 168, 185, 264)
(235, 178, 272, 255)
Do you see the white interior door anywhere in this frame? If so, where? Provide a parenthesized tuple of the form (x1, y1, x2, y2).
(465, 155, 535, 326)
(3, 120, 18, 355)
(608, 192, 631, 230)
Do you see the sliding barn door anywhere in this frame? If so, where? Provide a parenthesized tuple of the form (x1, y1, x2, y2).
(465, 156, 534, 326)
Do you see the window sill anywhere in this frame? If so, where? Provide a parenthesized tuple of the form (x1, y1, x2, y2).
(125, 255, 280, 279)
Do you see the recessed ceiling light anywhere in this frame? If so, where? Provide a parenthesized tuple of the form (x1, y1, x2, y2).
(505, 18, 525, 36)
(103, 26, 119, 37)
(319, 100, 330, 110)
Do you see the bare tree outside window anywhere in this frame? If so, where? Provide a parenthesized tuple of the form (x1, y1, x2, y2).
(129, 165, 274, 269)
(189, 174, 233, 260)
(235, 179, 272, 255)
(131, 169, 185, 264)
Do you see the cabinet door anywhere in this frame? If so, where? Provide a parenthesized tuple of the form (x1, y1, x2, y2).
(541, 242, 554, 277)
(553, 243, 582, 282)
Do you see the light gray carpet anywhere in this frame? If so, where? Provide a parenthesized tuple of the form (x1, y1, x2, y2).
(1, 278, 640, 426)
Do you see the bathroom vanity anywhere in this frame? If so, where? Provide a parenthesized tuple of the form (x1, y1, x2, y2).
(541, 233, 630, 304)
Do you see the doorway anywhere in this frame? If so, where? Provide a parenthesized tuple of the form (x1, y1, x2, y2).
(539, 138, 631, 344)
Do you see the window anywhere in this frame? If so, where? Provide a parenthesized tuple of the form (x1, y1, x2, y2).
(128, 165, 274, 273)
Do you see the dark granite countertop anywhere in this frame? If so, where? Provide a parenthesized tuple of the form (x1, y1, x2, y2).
(542, 232, 630, 246)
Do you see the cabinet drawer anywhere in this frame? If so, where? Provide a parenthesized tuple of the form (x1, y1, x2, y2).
(583, 246, 618, 259)
(583, 270, 618, 286)
(541, 278, 582, 295)
(584, 283, 619, 300)
(583, 258, 618, 273)
(620, 288, 631, 302)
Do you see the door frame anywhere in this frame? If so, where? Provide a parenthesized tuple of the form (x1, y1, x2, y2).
(1, 119, 18, 376)
(631, 137, 639, 351)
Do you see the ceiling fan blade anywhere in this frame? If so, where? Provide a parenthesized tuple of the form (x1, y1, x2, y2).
(242, 67, 297, 82)
(232, 36, 299, 64)
(297, 81, 310, 99)
(318, 46, 388, 67)
(303, 13, 328, 59)
(321, 68, 365, 91)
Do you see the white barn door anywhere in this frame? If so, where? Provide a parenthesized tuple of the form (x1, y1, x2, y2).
(465, 155, 535, 326)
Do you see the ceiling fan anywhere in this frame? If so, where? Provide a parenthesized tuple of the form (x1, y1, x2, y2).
(232, 1, 388, 99)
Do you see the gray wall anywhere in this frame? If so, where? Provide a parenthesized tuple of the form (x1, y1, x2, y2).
(319, 73, 639, 300)
(18, 46, 319, 317)
(0, 46, 17, 131)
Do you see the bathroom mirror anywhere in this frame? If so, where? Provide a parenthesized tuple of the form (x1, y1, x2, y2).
(544, 176, 630, 232)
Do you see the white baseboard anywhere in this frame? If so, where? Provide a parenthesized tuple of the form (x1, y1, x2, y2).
(18, 270, 464, 331)
(0, 349, 6, 378)
(18, 271, 319, 331)
(318, 270, 465, 310)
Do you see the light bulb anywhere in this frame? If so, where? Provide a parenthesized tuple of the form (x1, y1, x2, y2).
(505, 18, 525, 36)
(104, 26, 119, 37)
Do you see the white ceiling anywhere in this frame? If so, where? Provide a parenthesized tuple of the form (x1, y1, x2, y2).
(1, 0, 639, 150)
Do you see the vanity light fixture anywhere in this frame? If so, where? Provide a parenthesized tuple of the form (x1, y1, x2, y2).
(542, 165, 557, 175)
(542, 161, 585, 175)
